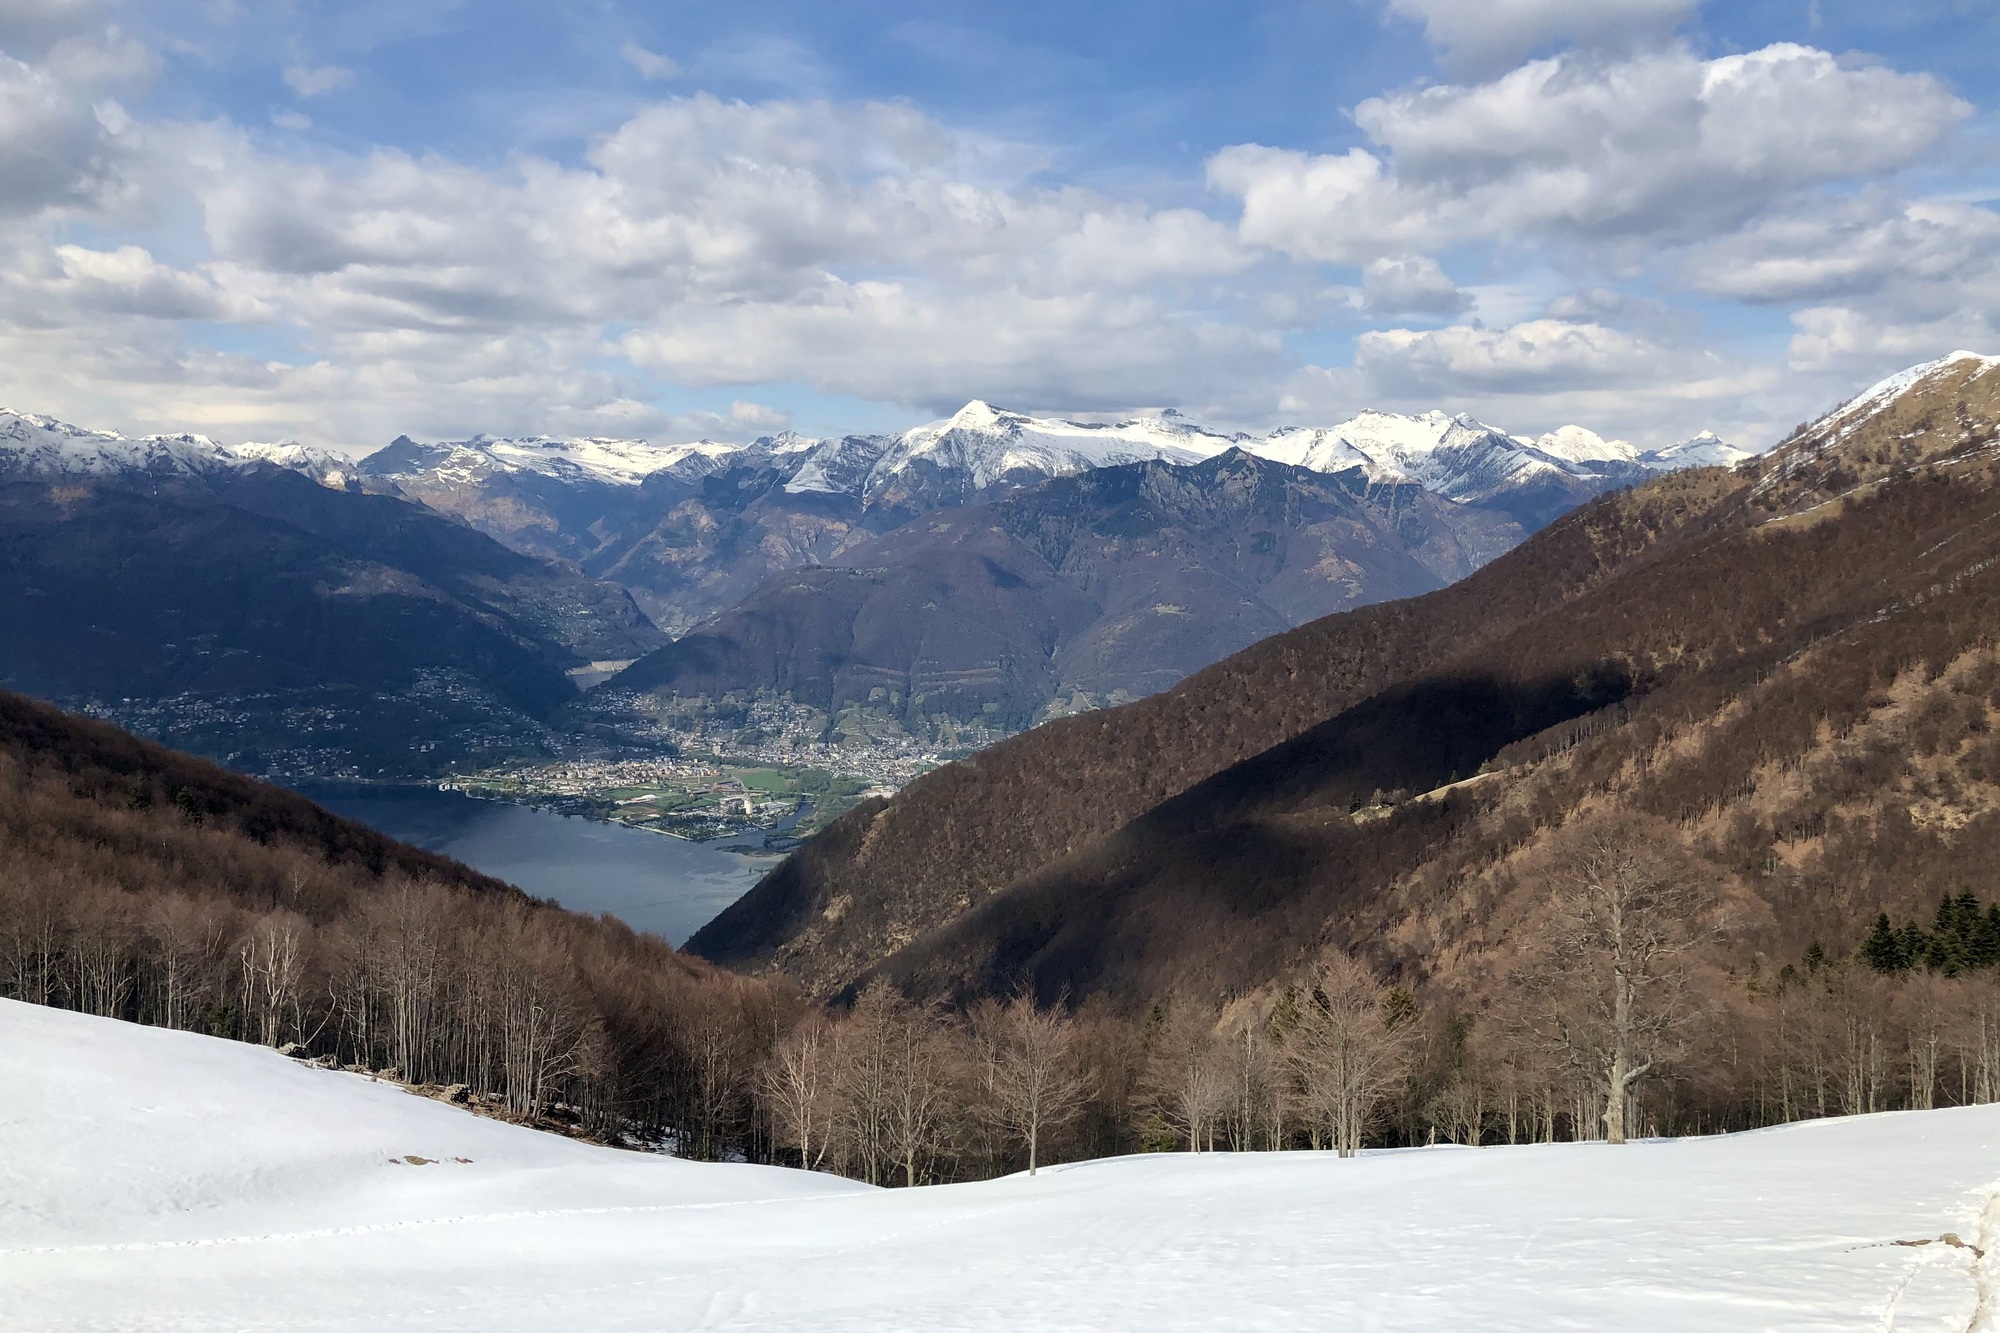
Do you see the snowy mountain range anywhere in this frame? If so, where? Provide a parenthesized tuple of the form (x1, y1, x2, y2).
(0, 399, 1752, 526)
(0, 410, 358, 486)
(348, 400, 1751, 513)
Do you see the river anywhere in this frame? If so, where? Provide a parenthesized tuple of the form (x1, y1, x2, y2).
(290, 781, 778, 947)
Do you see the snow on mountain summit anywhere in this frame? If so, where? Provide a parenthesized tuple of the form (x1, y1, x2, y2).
(0, 397, 1754, 511)
(1528, 424, 1640, 466)
(0, 410, 237, 479)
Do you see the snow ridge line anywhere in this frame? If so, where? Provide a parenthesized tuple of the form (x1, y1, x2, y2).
(0, 1191, 855, 1258)
(1964, 1186, 2000, 1333)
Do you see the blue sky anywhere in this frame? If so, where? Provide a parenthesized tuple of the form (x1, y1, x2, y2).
(0, 0, 1995, 452)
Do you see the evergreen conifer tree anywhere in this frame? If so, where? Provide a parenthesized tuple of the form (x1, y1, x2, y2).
(1861, 914, 1906, 973)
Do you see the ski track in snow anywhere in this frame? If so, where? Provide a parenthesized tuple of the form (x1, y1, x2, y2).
(6, 999, 2000, 1332)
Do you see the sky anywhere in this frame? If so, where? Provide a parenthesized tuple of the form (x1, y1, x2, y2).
(0, 0, 1995, 454)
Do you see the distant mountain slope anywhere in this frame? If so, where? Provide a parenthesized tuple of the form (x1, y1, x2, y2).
(0, 480, 577, 716)
(0, 423, 669, 773)
(687, 352, 1998, 1006)
(611, 451, 1522, 730)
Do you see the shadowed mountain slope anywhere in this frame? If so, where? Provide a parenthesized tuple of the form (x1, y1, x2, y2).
(691, 353, 2000, 1010)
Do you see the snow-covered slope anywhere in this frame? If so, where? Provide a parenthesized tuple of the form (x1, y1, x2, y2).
(0, 410, 240, 479)
(0, 398, 1746, 514)
(843, 400, 1232, 496)
(355, 401, 1746, 513)
(358, 432, 741, 488)
(0, 412, 363, 489)
(7, 998, 2000, 1332)
(231, 440, 363, 488)
(1644, 430, 1753, 469)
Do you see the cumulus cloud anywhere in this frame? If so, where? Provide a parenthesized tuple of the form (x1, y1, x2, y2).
(1356, 318, 1671, 394)
(0, 20, 1982, 458)
(1386, 0, 1696, 75)
(1280, 317, 1787, 450)
(50, 243, 265, 320)
(620, 276, 1281, 413)
(1782, 304, 2000, 377)
(281, 63, 354, 98)
(1677, 192, 2000, 376)
(1209, 44, 1969, 262)
(1685, 194, 2000, 306)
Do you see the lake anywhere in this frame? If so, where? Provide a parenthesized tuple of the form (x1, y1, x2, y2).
(291, 781, 776, 947)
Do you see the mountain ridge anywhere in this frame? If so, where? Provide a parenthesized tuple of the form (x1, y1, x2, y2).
(685, 350, 2000, 1007)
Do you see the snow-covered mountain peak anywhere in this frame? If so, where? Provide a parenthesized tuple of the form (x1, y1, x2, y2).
(1644, 432, 1750, 470)
(1529, 425, 1640, 466)
(232, 441, 360, 488)
(1248, 426, 1406, 481)
(0, 410, 236, 478)
(449, 433, 705, 486)
(939, 399, 1017, 432)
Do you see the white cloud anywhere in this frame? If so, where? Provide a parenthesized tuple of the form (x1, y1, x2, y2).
(1781, 298, 2000, 373)
(282, 63, 354, 98)
(50, 243, 264, 320)
(0, 22, 1982, 460)
(620, 276, 1282, 413)
(1361, 254, 1470, 315)
(621, 42, 679, 80)
(1386, 0, 1696, 74)
(1281, 317, 1787, 449)
(0, 31, 150, 217)
(1356, 318, 1671, 393)
(1678, 192, 2000, 376)
(1685, 194, 2000, 306)
(1209, 44, 1969, 262)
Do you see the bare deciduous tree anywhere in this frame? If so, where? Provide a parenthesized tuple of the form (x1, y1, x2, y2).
(762, 1013, 838, 1171)
(1528, 835, 1715, 1144)
(1143, 998, 1231, 1154)
(1282, 953, 1410, 1157)
(972, 992, 1092, 1175)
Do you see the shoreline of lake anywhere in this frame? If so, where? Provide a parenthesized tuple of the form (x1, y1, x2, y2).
(285, 779, 778, 947)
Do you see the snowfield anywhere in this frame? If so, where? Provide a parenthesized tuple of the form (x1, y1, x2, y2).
(5, 999, 1999, 1332)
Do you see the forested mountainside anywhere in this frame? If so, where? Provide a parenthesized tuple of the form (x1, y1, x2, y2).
(609, 452, 1521, 729)
(691, 352, 2000, 1014)
(0, 687, 790, 1150)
